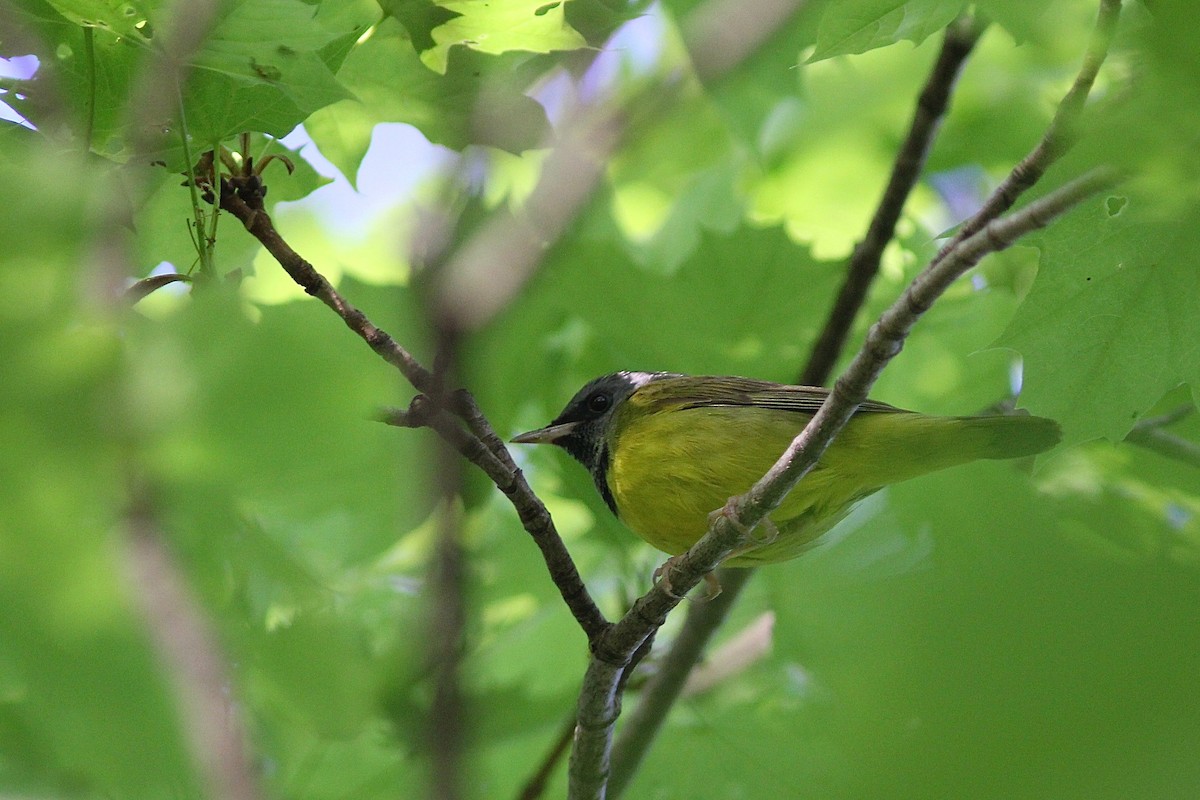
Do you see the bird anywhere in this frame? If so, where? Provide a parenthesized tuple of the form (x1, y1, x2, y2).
(511, 371, 1060, 567)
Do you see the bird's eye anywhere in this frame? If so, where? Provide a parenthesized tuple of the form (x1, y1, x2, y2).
(585, 392, 610, 414)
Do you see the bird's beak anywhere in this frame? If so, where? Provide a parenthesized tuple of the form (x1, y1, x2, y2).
(510, 421, 578, 445)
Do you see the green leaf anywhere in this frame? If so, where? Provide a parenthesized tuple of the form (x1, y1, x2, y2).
(5, 0, 139, 152)
(42, 0, 153, 40)
(419, 0, 588, 74)
(809, 0, 964, 62)
(997, 192, 1200, 443)
(183, 0, 358, 143)
(974, 0, 1056, 43)
(305, 18, 550, 181)
(379, 0, 462, 53)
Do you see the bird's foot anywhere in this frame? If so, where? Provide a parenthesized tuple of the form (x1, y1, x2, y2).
(652, 557, 722, 602)
(707, 500, 779, 547)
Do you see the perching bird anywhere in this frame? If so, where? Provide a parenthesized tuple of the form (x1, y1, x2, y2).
(512, 372, 1060, 566)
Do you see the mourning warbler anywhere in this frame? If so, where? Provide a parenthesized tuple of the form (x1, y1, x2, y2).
(512, 372, 1060, 566)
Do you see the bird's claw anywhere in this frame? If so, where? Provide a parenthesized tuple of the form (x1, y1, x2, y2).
(652, 556, 722, 602)
(707, 500, 779, 546)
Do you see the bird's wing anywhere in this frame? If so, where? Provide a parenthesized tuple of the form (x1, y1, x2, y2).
(632, 375, 906, 415)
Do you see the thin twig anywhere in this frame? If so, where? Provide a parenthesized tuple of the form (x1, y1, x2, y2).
(930, 0, 1122, 268)
(606, 568, 751, 797)
(568, 167, 1118, 800)
(218, 184, 436, 394)
(517, 714, 578, 800)
(801, 14, 984, 386)
(220, 181, 612, 643)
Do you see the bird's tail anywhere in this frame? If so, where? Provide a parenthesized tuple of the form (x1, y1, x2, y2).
(836, 410, 1061, 489)
(949, 412, 1063, 461)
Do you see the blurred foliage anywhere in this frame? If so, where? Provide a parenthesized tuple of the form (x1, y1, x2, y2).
(1, 0, 1198, 798)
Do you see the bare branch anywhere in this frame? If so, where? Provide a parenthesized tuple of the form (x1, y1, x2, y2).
(219, 184, 437, 394)
(930, 0, 1122, 267)
(219, 180, 612, 643)
(603, 5, 1126, 789)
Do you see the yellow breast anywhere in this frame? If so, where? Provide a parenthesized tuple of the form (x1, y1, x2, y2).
(606, 405, 876, 562)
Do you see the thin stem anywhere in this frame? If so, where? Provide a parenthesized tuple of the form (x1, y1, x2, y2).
(220, 182, 612, 643)
(175, 86, 215, 278)
(930, 0, 1122, 268)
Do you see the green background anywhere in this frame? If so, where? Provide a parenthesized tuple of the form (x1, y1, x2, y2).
(2, 0, 1198, 797)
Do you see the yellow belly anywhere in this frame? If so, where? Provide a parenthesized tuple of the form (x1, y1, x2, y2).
(606, 405, 973, 565)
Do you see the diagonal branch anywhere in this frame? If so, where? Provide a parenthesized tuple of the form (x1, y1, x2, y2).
(930, 0, 1122, 268)
(218, 180, 611, 644)
(1125, 407, 1200, 469)
(124, 493, 264, 800)
(568, 166, 1119, 800)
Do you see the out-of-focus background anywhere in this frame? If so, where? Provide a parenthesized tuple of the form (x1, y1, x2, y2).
(2, 0, 1199, 797)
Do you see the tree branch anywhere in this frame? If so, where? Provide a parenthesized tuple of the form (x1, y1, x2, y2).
(217, 179, 613, 644)
(568, 166, 1118, 800)
(930, 0, 1122, 268)
(603, 5, 1125, 791)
